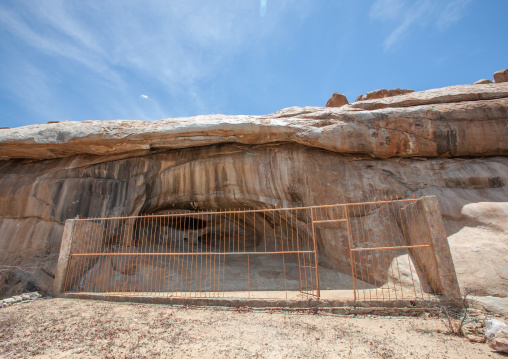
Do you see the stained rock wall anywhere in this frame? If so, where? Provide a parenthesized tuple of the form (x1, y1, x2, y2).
(0, 82, 507, 298)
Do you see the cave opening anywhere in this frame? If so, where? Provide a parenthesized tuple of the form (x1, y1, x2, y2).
(59, 198, 444, 302)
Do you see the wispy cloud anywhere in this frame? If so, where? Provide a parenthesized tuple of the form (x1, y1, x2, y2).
(437, 0, 472, 29)
(370, 0, 472, 51)
(0, 0, 311, 123)
(370, 0, 406, 21)
(0, 6, 107, 75)
(0, 62, 53, 126)
(139, 95, 149, 100)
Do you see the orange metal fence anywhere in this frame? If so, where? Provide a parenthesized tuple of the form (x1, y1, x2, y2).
(346, 198, 439, 301)
(61, 198, 441, 301)
(63, 207, 320, 299)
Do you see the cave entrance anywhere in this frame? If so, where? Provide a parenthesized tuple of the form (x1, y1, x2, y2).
(56, 198, 455, 302)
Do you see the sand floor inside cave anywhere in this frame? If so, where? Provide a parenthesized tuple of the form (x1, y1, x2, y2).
(0, 298, 503, 359)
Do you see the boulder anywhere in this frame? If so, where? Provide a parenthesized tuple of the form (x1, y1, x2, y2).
(355, 88, 414, 102)
(489, 330, 508, 352)
(473, 79, 493, 85)
(494, 69, 508, 83)
(325, 92, 348, 107)
(486, 319, 508, 352)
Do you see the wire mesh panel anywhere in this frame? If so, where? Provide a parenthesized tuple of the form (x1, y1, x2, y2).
(62, 208, 319, 299)
(346, 198, 441, 301)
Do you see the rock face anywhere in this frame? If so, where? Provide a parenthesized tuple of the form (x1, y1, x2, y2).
(325, 92, 349, 107)
(0, 82, 507, 299)
(355, 88, 414, 102)
(494, 69, 508, 83)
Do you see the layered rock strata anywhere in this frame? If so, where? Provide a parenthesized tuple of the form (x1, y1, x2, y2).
(0, 82, 507, 298)
(355, 88, 414, 102)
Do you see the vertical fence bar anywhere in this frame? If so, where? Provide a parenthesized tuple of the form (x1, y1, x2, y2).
(345, 204, 356, 301)
(380, 199, 401, 299)
(310, 207, 320, 298)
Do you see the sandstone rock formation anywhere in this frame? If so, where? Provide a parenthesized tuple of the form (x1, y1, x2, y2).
(1, 83, 507, 160)
(355, 88, 414, 102)
(325, 92, 349, 107)
(0, 82, 507, 300)
(494, 69, 508, 83)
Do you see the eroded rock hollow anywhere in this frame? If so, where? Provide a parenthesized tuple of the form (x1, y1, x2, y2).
(0, 82, 507, 298)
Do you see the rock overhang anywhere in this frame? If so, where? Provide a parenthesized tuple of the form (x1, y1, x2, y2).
(1, 82, 507, 161)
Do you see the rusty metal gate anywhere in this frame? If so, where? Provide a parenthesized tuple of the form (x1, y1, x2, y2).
(60, 198, 442, 301)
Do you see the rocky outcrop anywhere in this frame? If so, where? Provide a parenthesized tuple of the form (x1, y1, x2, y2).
(473, 79, 493, 85)
(355, 88, 414, 102)
(325, 92, 349, 107)
(494, 69, 508, 83)
(0, 82, 507, 299)
(1, 83, 507, 161)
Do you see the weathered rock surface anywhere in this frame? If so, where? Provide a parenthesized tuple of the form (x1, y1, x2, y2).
(473, 79, 493, 85)
(489, 331, 508, 353)
(325, 92, 349, 107)
(0, 82, 507, 299)
(486, 319, 508, 352)
(494, 69, 508, 83)
(347, 82, 508, 111)
(355, 88, 414, 102)
(472, 296, 508, 316)
(0, 292, 40, 308)
(1, 82, 507, 161)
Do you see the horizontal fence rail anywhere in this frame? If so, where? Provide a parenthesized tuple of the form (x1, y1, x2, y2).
(61, 198, 442, 302)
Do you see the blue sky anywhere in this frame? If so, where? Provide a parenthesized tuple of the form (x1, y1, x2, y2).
(0, 0, 507, 128)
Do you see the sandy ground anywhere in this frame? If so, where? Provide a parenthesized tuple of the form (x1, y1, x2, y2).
(0, 298, 506, 359)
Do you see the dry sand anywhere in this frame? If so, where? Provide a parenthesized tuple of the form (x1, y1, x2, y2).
(0, 298, 505, 358)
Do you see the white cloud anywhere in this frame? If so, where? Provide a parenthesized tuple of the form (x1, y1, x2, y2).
(370, 0, 472, 51)
(0, 0, 312, 122)
(140, 95, 149, 100)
